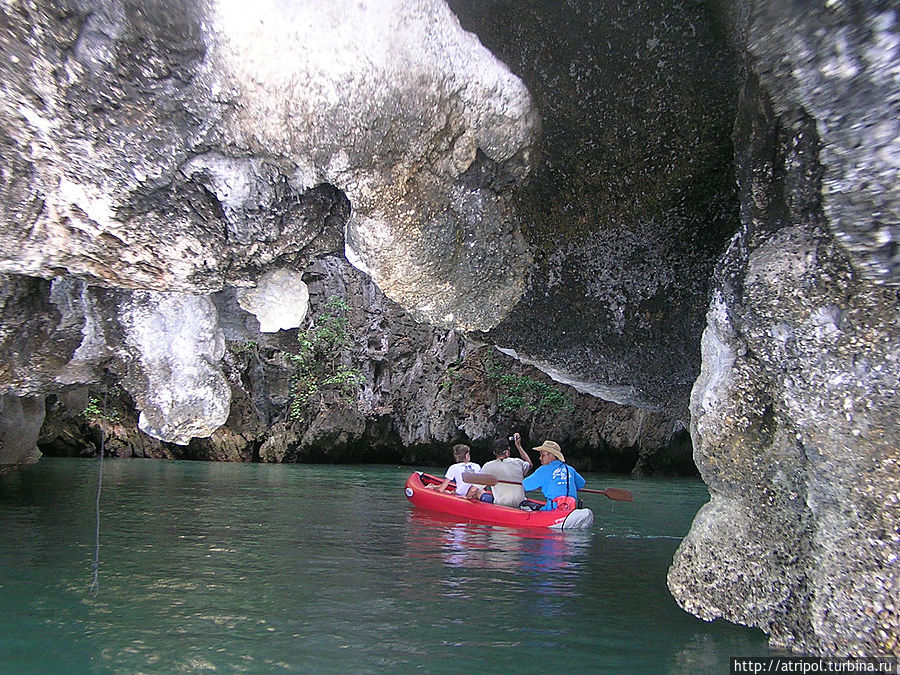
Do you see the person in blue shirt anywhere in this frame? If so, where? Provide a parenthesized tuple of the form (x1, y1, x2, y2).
(521, 440, 586, 511)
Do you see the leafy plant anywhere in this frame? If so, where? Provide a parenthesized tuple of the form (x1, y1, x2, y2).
(231, 340, 259, 356)
(81, 392, 122, 423)
(486, 356, 574, 415)
(286, 295, 365, 421)
(441, 358, 464, 392)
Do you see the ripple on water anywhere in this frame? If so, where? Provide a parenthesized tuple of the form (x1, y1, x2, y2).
(0, 460, 771, 673)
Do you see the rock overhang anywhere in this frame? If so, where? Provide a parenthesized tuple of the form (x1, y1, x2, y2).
(0, 0, 542, 445)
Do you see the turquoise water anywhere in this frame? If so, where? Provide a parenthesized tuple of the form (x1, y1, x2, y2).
(0, 458, 772, 673)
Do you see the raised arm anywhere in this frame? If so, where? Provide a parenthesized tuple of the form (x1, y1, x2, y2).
(513, 432, 532, 470)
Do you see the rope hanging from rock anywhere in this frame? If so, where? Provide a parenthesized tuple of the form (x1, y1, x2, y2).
(88, 391, 106, 598)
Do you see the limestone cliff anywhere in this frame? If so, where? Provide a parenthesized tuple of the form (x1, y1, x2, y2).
(0, 0, 700, 470)
(0, 0, 538, 450)
(37, 254, 690, 474)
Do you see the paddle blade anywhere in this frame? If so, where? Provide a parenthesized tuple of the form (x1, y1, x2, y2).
(462, 471, 498, 486)
(581, 487, 634, 501)
(602, 487, 633, 502)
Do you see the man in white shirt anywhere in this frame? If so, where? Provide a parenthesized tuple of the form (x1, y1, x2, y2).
(481, 432, 533, 506)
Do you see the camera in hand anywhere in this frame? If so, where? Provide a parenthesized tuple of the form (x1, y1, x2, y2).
(508, 435, 515, 449)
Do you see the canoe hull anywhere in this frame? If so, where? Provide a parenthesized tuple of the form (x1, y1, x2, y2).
(404, 472, 594, 530)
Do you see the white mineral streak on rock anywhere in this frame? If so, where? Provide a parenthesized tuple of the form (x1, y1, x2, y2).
(56, 178, 118, 236)
(495, 346, 652, 410)
(235, 269, 309, 332)
(689, 292, 738, 443)
(342, 215, 394, 280)
(183, 153, 257, 213)
(208, 0, 538, 331)
(50, 279, 111, 386)
(119, 292, 230, 444)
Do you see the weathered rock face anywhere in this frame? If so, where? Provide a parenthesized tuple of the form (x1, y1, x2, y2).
(0, 0, 702, 467)
(117, 290, 230, 443)
(0, 394, 43, 473)
(0, 0, 540, 450)
(668, 1, 900, 654)
(741, 1, 899, 287)
(447, 0, 742, 415)
(207, 0, 540, 332)
(0, 0, 741, 433)
(37, 254, 690, 473)
(0, 0, 537, 325)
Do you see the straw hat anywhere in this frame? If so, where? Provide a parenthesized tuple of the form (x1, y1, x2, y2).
(533, 440, 565, 462)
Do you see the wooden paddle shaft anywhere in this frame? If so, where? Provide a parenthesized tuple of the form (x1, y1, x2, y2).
(462, 472, 633, 502)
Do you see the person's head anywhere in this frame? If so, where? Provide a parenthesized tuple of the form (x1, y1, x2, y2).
(533, 440, 565, 465)
(492, 438, 510, 458)
(452, 444, 471, 462)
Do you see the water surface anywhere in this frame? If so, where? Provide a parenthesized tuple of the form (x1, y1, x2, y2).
(0, 458, 772, 673)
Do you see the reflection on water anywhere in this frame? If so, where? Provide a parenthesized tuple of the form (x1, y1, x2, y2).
(408, 510, 591, 578)
(404, 509, 598, 635)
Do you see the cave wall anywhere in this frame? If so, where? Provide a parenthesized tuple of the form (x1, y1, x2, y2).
(447, 0, 742, 416)
(37, 254, 689, 473)
(0, 0, 706, 468)
(668, 1, 899, 657)
(0, 0, 541, 452)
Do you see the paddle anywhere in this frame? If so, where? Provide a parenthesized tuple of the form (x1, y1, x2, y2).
(463, 472, 633, 502)
(582, 487, 633, 501)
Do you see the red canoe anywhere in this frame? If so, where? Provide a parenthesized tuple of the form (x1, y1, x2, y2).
(404, 472, 594, 530)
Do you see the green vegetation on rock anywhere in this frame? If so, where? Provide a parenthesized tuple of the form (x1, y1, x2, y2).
(81, 391, 123, 423)
(486, 356, 574, 415)
(287, 296, 365, 421)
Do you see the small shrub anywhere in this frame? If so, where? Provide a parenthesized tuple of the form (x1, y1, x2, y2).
(286, 295, 365, 421)
(486, 357, 574, 415)
(81, 392, 122, 423)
